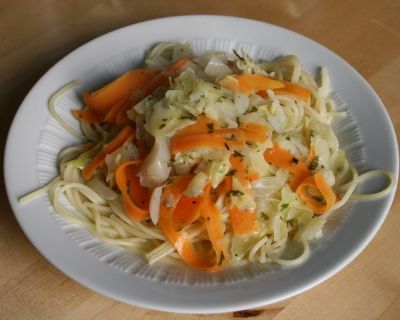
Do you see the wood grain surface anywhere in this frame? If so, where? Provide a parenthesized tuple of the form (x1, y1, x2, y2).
(1, 1, 399, 319)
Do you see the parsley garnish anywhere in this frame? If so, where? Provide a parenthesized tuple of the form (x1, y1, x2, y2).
(308, 156, 319, 171)
(207, 123, 214, 133)
(179, 114, 196, 120)
(233, 150, 244, 157)
(233, 49, 244, 61)
(245, 106, 257, 114)
(280, 203, 289, 211)
(229, 190, 244, 197)
(218, 252, 225, 265)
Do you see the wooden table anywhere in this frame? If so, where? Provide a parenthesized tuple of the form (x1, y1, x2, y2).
(1, 1, 399, 319)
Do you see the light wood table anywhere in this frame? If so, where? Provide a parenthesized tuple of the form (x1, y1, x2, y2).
(1, 1, 399, 319)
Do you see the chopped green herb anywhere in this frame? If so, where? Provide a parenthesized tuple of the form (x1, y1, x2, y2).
(245, 106, 257, 114)
(167, 159, 175, 167)
(280, 203, 289, 210)
(291, 157, 299, 164)
(233, 150, 244, 157)
(229, 190, 244, 197)
(207, 123, 214, 133)
(165, 177, 174, 185)
(260, 211, 268, 220)
(285, 136, 291, 141)
(308, 156, 319, 171)
(158, 123, 166, 129)
(233, 49, 244, 61)
(218, 251, 225, 265)
(179, 114, 196, 120)
(224, 142, 230, 150)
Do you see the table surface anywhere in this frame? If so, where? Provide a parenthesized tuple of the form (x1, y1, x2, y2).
(1, 1, 399, 319)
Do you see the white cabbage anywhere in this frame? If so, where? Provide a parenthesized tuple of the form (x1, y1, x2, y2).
(138, 137, 171, 188)
(208, 152, 231, 188)
(145, 42, 193, 70)
(230, 176, 256, 211)
(185, 172, 208, 197)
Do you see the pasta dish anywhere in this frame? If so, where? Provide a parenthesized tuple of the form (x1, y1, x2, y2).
(20, 42, 394, 271)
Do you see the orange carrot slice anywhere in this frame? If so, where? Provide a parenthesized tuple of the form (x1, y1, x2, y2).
(115, 160, 149, 221)
(171, 129, 245, 155)
(229, 206, 259, 236)
(103, 97, 130, 124)
(296, 170, 337, 214)
(172, 194, 204, 231)
(158, 177, 228, 271)
(230, 155, 247, 186)
(139, 57, 194, 97)
(246, 171, 260, 181)
(83, 69, 157, 115)
(201, 184, 229, 267)
(72, 109, 101, 124)
(274, 80, 311, 101)
(82, 126, 134, 180)
(239, 123, 268, 143)
(174, 116, 220, 137)
(264, 144, 311, 190)
(216, 176, 232, 198)
(221, 74, 284, 95)
(236, 74, 285, 94)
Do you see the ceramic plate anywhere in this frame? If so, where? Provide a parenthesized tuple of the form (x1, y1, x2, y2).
(4, 16, 398, 313)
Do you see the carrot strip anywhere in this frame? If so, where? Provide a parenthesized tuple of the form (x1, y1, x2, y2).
(140, 57, 193, 96)
(72, 109, 101, 124)
(174, 116, 220, 137)
(239, 123, 268, 143)
(172, 194, 204, 231)
(201, 184, 229, 267)
(216, 176, 232, 198)
(82, 126, 134, 180)
(103, 97, 130, 124)
(274, 81, 311, 101)
(221, 74, 284, 95)
(230, 155, 247, 186)
(115, 160, 149, 221)
(173, 116, 249, 153)
(221, 73, 310, 101)
(264, 144, 311, 190)
(246, 171, 260, 181)
(296, 170, 337, 214)
(158, 177, 227, 271)
(115, 104, 133, 127)
(83, 69, 157, 115)
(229, 206, 259, 236)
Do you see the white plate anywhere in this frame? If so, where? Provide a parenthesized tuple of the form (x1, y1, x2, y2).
(4, 16, 398, 313)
